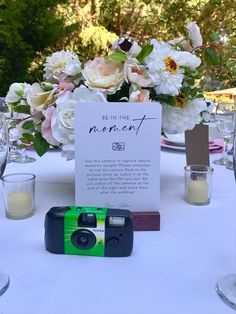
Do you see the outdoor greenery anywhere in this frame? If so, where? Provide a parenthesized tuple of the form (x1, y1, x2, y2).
(0, 0, 236, 96)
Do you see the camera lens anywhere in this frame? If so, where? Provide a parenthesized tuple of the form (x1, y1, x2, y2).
(71, 229, 96, 250)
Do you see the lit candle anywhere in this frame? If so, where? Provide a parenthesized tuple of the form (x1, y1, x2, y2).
(7, 191, 33, 218)
(187, 179, 209, 204)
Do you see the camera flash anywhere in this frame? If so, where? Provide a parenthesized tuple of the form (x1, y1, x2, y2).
(109, 216, 125, 226)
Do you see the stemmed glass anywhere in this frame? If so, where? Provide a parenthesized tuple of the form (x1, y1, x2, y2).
(7, 111, 36, 163)
(0, 114, 10, 295)
(215, 110, 236, 309)
(213, 102, 235, 166)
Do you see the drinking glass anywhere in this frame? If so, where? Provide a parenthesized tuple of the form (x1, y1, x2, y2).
(213, 102, 235, 166)
(0, 113, 10, 295)
(215, 111, 236, 309)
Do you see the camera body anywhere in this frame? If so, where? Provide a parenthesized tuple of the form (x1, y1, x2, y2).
(45, 206, 133, 257)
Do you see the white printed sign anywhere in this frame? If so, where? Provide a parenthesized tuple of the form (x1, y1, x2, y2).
(75, 102, 162, 211)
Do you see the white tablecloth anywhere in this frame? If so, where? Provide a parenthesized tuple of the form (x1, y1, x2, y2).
(0, 149, 235, 314)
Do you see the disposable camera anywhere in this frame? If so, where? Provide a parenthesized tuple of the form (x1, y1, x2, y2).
(45, 206, 133, 257)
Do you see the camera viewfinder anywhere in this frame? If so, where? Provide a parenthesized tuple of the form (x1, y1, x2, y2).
(78, 213, 97, 228)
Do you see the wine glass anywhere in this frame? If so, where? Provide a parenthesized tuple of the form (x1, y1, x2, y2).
(7, 111, 36, 163)
(213, 102, 235, 166)
(215, 110, 236, 309)
(0, 113, 10, 295)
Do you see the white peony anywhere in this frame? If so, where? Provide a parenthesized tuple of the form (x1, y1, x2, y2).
(144, 40, 185, 96)
(112, 35, 142, 57)
(175, 51, 201, 69)
(201, 98, 215, 122)
(161, 98, 208, 134)
(43, 50, 81, 81)
(81, 57, 124, 94)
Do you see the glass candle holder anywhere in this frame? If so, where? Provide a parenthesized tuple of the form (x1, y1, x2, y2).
(184, 165, 214, 205)
(2, 173, 36, 219)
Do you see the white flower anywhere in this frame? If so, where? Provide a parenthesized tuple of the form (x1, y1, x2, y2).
(43, 50, 81, 81)
(201, 98, 215, 122)
(112, 35, 141, 57)
(186, 21, 203, 49)
(175, 51, 201, 69)
(129, 89, 150, 102)
(144, 40, 185, 96)
(124, 58, 153, 87)
(161, 98, 208, 134)
(72, 85, 107, 103)
(81, 57, 124, 94)
(51, 86, 107, 147)
(168, 37, 192, 52)
(26, 83, 56, 114)
(5, 83, 31, 104)
(51, 94, 76, 145)
(61, 143, 75, 161)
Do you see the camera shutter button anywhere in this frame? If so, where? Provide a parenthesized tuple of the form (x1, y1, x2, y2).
(106, 237, 119, 249)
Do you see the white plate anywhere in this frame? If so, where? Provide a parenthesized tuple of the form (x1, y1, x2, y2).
(164, 131, 217, 146)
(161, 141, 222, 152)
(164, 133, 185, 146)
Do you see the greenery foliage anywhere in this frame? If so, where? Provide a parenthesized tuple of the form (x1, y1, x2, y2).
(0, 0, 236, 95)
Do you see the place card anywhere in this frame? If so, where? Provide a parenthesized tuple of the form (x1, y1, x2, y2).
(75, 102, 162, 212)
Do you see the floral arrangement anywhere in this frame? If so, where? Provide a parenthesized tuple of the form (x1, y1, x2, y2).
(5, 21, 213, 160)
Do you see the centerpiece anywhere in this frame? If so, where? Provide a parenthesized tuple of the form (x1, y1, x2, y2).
(5, 21, 213, 160)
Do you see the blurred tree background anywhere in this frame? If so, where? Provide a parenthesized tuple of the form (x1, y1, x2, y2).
(0, 0, 235, 95)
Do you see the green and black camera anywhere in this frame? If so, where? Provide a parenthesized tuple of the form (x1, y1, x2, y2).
(45, 206, 133, 257)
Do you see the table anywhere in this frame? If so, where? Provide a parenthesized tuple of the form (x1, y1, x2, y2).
(0, 149, 235, 314)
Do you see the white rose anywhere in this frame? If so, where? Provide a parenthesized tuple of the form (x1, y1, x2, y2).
(51, 86, 107, 147)
(61, 143, 75, 161)
(81, 57, 124, 94)
(51, 96, 75, 145)
(26, 83, 56, 114)
(5, 83, 30, 104)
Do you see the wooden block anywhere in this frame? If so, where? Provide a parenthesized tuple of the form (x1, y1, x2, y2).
(131, 211, 160, 231)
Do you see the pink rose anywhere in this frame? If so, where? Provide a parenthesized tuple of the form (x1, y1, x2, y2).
(124, 59, 153, 87)
(129, 89, 150, 102)
(186, 21, 203, 48)
(59, 77, 75, 93)
(168, 37, 192, 52)
(41, 106, 60, 146)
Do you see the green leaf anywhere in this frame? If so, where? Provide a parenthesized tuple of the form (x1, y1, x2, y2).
(21, 133, 34, 144)
(136, 44, 153, 63)
(33, 132, 50, 156)
(154, 94, 176, 106)
(15, 90, 24, 97)
(13, 105, 31, 114)
(41, 82, 54, 91)
(105, 51, 127, 62)
(107, 83, 130, 102)
(204, 47, 219, 65)
(210, 32, 220, 42)
(22, 120, 35, 131)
